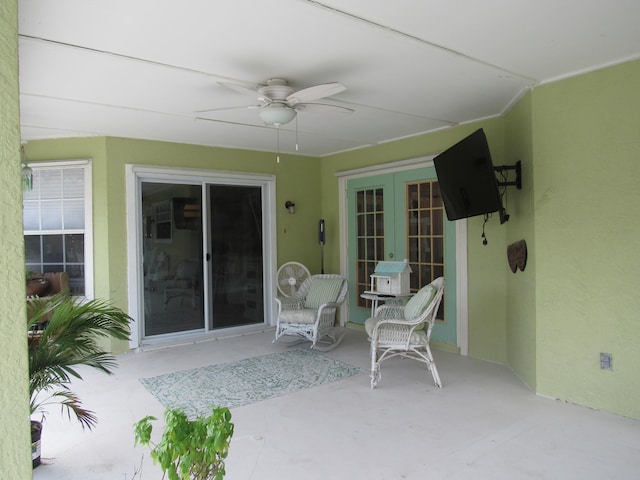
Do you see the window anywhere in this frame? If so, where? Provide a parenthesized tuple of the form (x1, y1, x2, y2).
(23, 161, 93, 297)
(355, 188, 385, 308)
(406, 180, 445, 320)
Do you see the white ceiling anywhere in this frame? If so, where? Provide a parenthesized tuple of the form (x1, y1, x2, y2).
(18, 0, 640, 157)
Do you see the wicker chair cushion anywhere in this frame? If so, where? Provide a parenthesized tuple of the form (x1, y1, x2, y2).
(363, 317, 376, 336)
(304, 278, 344, 309)
(279, 309, 317, 324)
(364, 317, 429, 344)
(403, 284, 436, 320)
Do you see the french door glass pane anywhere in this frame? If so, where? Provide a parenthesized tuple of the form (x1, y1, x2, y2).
(356, 187, 384, 308)
(406, 180, 445, 320)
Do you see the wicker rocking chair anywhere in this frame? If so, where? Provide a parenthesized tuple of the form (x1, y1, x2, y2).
(274, 274, 348, 351)
(365, 277, 445, 388)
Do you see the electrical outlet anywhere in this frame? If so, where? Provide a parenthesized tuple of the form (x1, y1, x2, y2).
(600, 352, 613, 370)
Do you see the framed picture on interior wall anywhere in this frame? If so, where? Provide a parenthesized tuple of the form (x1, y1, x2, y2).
(172, 197, 201, 230)
(154, 201, 172, 243)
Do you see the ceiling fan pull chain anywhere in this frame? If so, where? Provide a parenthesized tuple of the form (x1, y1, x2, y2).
(276, 126, 281, 163)
(295, 116, 299, 152)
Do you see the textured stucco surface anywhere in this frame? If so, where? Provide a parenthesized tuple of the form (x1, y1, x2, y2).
(533, 60, 640, 418)
(0, 0, 33, 476)
(18, 50, 640, 421)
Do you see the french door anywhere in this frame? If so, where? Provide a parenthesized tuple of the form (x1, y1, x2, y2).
(347, 167, 457, 346)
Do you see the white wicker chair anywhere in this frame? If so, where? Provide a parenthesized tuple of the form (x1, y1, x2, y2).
(163, 259, 200, 309)
(274, 274, 348, 351)
(365, 277, 445, 388)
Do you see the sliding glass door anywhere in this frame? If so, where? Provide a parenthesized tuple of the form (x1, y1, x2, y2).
(142, 182, 204, 336)
(208, 185, 264, 329)
(139, 179, 266, 340)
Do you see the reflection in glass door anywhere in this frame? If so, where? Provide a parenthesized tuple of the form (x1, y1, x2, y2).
(209, 185, 264, 329)
(355, 188, 386, 313)
(406, 180, 445, 320)
(347, 174, 394, 325)
(142, 183, 204, 336)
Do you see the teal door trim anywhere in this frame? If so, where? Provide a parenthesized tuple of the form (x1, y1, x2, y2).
(346, 173, 395, 326)
(335, 156, 469, 355)
(392, 168, 457, 345)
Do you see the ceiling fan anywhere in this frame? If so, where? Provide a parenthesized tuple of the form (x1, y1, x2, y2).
(199, 78, 354, 127)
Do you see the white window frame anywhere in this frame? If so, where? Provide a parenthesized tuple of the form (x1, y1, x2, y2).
(23, 159, 94, 300)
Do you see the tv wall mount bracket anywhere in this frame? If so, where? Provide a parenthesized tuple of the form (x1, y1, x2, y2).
(494, 160, 522, 189)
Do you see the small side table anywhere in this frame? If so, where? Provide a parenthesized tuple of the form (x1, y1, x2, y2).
(360, 291, 413, 316)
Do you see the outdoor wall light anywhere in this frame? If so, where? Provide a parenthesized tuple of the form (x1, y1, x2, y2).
(285, 201, 296, 214)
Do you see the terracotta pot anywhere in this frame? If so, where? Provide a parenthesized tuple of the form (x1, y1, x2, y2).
(27, 278, 50, 297)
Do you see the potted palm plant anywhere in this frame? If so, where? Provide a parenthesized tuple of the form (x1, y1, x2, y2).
(27, 294, 131, 467)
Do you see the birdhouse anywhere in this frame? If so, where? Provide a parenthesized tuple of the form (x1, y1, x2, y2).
(369, 260, 412, 295)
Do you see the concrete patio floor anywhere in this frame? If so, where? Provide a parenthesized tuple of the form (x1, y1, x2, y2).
(33, 328, 640, 479)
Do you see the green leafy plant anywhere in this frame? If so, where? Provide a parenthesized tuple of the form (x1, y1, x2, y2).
(134, 406, 234, 480)
(25, 268, 36, 282)
(28, 294, 131, 428)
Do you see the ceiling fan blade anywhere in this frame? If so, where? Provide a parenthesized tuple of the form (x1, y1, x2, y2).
(286, 82, 346, 105)
(195, 104, 261, 114)
(296, 103, 355, 115)
(218, 81, 261, 97)
(219, 81, 274, 104)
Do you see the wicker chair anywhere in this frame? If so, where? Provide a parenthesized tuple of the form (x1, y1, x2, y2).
(164, 259, 200, 308)
(274, 274, 348, 351)
(365, 277, 445, 388)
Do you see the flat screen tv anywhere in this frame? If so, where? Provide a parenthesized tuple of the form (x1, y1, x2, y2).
(433, 128, 505, 222)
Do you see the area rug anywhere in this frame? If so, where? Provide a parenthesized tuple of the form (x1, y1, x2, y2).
(139, 349, 362, 417)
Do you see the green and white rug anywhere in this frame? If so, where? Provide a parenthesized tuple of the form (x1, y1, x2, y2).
(139, 349, 362, 417)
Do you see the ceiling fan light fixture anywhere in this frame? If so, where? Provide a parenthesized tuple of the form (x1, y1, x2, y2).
(259, 104, 296, 126)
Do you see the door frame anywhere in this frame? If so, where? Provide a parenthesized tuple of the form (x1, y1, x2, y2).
(125, 164, 277, 349)
(336, 155, 469, 355)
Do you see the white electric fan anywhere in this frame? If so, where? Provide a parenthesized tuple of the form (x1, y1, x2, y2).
(276, 262, 311, 297)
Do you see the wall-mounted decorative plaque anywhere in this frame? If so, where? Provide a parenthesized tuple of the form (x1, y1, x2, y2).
(507, 239, 527, 273)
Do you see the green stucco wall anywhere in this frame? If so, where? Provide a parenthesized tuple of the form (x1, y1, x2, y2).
(504, 93, 537, 389)
(532, 60, 640, 418)
(16, 55, 640, 420)
(0, 0, 33, 475)
(102, 137, 324, 272)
